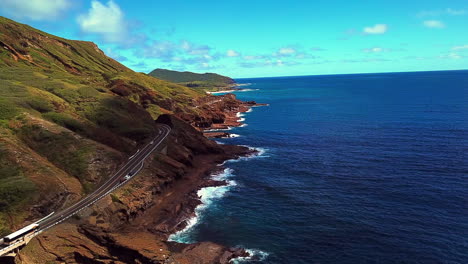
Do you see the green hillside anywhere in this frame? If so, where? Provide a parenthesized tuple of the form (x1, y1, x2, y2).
(0, 16, 207, 233)
(148, 68, 236, 92)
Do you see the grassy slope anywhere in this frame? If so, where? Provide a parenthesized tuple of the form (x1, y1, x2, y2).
(0, 16, 205, 232)
(148, 68, 236, 92)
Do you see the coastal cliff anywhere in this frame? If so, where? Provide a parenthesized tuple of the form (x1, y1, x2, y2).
(0, 16, 257, 263)
(16, 115, 252, 263)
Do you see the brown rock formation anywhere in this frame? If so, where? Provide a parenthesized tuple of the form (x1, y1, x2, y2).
(14, 114, 254, 264)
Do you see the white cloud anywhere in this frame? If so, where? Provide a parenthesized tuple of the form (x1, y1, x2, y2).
(142, 41, 176, 60)
(311, 47, 325, 51)
(363, 24, 388, 34)
(77, 0, 127, 42)
(243, 55, 263, 60)
(363, 47, 388, 53)
(417, 8, 467, 17)
(278, 47, 296, 55)
(423, 20, 445, 28)
(446, 8, 467, 16)
(181, 41, 191, 51)
(105, 48, 128, 62)
(226, 50, 240, 57)
(452, 45, 468, 51)
(180, 41, 211, 55)
(1, 0, 71, 21)
(439, 52, 463, 59)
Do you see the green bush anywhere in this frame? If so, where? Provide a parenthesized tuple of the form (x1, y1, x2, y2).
(18, 125, 91, 181)
(0, 98, 19, 120)
(42, 112, 85, 133)
(0, 146, 36, 214)
(26, 97, 54, 113)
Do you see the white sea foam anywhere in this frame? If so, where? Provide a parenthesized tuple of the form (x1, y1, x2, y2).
(238, 88, 259, 92)
(219, 147, 270, 167)
(168, 168, 236, 243)
(207, 90, 237, 94)
(231, 248, 270, 263)
(235, 83, 252, 87)
(245, 108, 253, 113)
(205, 126, 233, 132)
(238, 123, 248, 128)
(229, 134, 241, 138)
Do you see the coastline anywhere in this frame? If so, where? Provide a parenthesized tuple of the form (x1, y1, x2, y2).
(203, 97, 266, 139)
(163, 97, 268, 262)
(122, 98, 265, 263)
(15, 94, 265, 263)
(206, 83, 254, 95)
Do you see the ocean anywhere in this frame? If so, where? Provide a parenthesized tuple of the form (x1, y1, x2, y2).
(169, 70, 468, 263)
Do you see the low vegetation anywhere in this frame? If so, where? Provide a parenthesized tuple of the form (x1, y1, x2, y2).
(0, 145, 36, 236)
(148, 68, 236, 92)
(0, 16, 214, 232)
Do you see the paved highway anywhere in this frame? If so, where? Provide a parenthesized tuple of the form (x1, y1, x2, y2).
(35, 124, 171, 232)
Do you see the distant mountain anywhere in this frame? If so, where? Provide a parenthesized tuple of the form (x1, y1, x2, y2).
(148, 69, 236, 92)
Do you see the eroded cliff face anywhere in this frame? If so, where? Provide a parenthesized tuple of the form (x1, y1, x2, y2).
(14, 114, 252, 264)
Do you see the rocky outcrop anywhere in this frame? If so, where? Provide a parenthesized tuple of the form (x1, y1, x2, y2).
(15, 114, 253, 264)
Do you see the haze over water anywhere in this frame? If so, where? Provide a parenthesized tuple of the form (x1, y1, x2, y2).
(174, 70, 468, 263)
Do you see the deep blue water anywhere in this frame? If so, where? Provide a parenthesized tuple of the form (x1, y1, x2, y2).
(172, 70, 468, 263)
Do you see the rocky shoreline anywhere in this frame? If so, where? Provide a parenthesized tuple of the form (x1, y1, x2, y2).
(14, 94, 263, 264)
(202, 95, 266, 139)
(157, 95, 266, 262)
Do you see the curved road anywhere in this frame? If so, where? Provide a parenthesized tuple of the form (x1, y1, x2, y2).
(35, 124, 171, 232)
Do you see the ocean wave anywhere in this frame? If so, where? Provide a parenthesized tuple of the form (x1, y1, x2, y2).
(219, 147, 270, 166)
(168, 168, 236, 243)
(205, 127, 233, 132)
(240, 146, 270, 159)
(236, 88, 259, 92)
(235, 83, 252, 87)
(239, 123, 248, 128)
(231, 248, 270, 263)
(229, 134, 241, 138)
(168, 145, 270, 246)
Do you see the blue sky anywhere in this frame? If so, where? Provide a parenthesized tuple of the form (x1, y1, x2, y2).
(1, 0, 468, 78)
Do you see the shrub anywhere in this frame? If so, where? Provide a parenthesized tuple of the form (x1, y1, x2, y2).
(42, 112, 85, 133)
(26, 97, 54, 113)
(0, 99, 19, 120)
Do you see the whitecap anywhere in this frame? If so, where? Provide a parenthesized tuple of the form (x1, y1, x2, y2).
(235, 83, 252, 87)
(231, 248, 270, 263)
(235, 88, 259, 92)
(205, 127, 233, 132)
(168, 169, 236, 243)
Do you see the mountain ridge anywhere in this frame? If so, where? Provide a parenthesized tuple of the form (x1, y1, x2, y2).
(148, 68, 236, 92)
